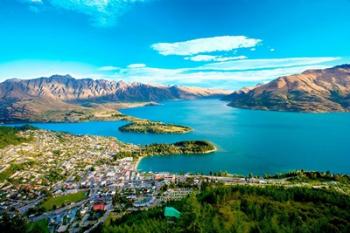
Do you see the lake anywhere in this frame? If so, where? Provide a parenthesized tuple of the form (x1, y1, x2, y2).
(8, 99, 350, 175)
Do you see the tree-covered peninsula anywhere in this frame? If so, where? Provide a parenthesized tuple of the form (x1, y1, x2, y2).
(114, 140, 216, 159)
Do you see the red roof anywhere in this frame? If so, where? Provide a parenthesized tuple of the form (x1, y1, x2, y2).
(93, 203, 106, 212)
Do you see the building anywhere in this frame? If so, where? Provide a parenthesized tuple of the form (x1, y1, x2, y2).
(92, 202, 106, 212)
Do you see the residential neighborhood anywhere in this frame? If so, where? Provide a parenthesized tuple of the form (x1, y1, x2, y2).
(0, 129, 271, 233)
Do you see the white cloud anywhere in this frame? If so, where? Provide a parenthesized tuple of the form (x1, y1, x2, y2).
(98, 66, 120, 71)
(28, 0, 43, 3)
(2, 57, 342, 90)
(214, 56, 247, 62)
(196, 57, 339, 71)
(110, 63, 333, 90)
(185, 55, 247, 62)
(152, 36, 262, 56)
(106, 56, 341, 89)
(185, 55, 217, 62)
(19, 0, 146, 27)
(127, 63, 146, 68)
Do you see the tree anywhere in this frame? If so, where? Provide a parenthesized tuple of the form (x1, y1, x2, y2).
(0, 212, 27, 233)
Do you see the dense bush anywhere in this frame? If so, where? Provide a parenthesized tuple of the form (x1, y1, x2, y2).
(103, 185, 350, 233)
(0, 126, 32, 149)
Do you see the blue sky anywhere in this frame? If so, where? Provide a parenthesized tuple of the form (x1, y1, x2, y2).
(0, 0, 350, 89)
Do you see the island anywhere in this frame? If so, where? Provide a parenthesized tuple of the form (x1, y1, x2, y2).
(119, 119, 192, 134)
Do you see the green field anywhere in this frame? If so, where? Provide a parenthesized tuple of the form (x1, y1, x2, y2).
(40, 191, 87, 211)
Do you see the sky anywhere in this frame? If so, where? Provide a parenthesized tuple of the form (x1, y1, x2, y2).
(0, 0, 350, 90)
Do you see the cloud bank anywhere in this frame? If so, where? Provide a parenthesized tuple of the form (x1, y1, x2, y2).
(0, 57, 342, 90)
(185, 55, 247, 62)
(152, 36, 262, 56)
(98, 56, 340, 89)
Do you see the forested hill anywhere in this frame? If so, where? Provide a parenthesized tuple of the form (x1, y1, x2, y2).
(102, 185, 350, 233)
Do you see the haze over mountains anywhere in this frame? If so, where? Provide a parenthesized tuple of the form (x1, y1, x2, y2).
(1, 64, 350, 123)
(225, 64, 350, 112)
(0, 75, 229, 122)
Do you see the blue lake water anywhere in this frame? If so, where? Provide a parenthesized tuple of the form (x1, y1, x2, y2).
(7, 99, 350, 175)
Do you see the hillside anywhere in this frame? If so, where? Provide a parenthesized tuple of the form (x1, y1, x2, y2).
(0, 75, 229, 122)
(0, 126, 32, 149)
(102, 185, 350, 233)
(225, 64, 350, 112)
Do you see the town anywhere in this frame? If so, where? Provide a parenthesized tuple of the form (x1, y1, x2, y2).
(0, 129, 267, 232)
(1, 129, 349, 233)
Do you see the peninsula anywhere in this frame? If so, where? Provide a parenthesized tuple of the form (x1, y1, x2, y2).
(115, 140, 216, 159)
(0, 126, 215, 200)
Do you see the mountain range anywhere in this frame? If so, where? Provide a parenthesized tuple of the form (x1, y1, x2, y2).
(224, 64, 350, 112)
(1, 64, 350, 123)
(0, 75, 229, 122)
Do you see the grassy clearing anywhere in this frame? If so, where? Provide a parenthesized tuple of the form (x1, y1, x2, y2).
(40, 191, 87, 211)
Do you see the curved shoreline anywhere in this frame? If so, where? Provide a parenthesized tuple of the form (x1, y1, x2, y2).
(134, 156, 144, 170)
(134, 145, 217, 171)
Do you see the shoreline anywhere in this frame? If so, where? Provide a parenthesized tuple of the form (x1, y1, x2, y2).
(134, 156, 144, 171)
(0, 101, 157, 124)
(133, 145, 217, 172)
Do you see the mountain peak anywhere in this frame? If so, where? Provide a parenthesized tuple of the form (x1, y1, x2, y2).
(333, 64, 350, 70)
(225, 64, 350, 112)
(0, 75, 229, 122)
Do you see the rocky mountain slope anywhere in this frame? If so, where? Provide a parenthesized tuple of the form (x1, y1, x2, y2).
(225, 64, 350, 112)
(0, 75, 229, 122)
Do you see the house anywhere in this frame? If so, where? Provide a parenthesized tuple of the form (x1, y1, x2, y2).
(92, 202, 106, 212)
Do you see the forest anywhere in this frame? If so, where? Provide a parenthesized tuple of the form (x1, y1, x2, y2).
(102, 184, 350, 233)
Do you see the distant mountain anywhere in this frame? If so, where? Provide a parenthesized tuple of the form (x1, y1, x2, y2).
(225, 64, 350, 112)
(0, 75, 229, 122)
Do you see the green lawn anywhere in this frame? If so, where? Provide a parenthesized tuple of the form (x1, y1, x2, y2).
(40, 191, 87, 211)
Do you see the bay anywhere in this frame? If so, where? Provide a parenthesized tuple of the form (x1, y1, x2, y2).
(8, 99, 350, 175)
